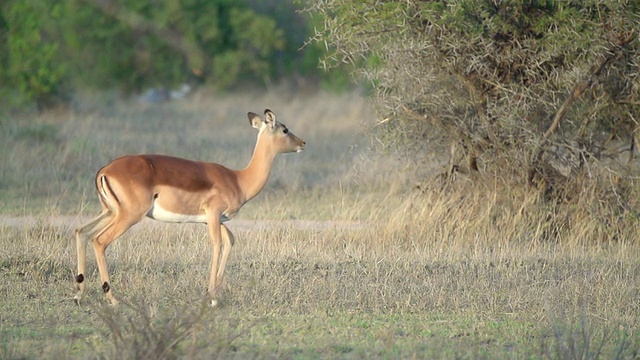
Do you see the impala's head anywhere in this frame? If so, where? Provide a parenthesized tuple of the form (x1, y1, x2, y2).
(248, 109, 305, 153)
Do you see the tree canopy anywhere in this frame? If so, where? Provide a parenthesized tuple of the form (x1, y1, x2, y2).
(0, 0, 339, 108)
(310, 0, 640, 205)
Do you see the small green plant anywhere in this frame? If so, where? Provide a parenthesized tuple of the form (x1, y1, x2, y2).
(96, 301, 217, 359)
(545, 304, 633, 360)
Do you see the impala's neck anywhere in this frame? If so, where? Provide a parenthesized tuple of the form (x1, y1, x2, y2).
(236, 131, 278, 202)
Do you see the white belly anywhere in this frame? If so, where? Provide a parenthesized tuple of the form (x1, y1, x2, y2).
(147, 204, 208, 223)
(146, 203, 231, 223)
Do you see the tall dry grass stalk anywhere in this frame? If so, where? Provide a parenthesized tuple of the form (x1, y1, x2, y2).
(0, 88, 373, 215)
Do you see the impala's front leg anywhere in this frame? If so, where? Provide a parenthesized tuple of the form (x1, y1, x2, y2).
(206, 216, 223, 307)
(217, 224, 235, 287)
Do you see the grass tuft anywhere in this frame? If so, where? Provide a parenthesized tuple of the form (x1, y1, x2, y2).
(96, 301, 233, 359)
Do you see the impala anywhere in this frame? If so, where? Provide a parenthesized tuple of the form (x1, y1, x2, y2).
(74, 109, 305, 306)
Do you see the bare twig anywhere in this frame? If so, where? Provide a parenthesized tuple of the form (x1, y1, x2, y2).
(527, 32, 635, 186)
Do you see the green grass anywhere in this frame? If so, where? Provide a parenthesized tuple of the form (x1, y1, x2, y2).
(1, 89, 640, 358)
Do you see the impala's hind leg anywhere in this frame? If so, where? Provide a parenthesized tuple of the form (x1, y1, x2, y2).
(75, 210, 113, 303)
(91, 214, 139, 305)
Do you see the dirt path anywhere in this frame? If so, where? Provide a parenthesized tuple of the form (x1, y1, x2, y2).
(0, 215, 365, 232)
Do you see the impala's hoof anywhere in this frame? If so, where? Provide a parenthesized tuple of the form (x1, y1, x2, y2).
(74, 291, 84, 305)
(106, 297, 119, 306)
(209, 298, 219, 308)
(105, 294, 119, 306)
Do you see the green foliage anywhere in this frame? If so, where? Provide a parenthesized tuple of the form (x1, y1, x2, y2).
(211, 6, 285, 87)
(1, 1, 66, 108)
(61, 0, 138, 89)
(59, 0, 287, 91)
(0, 0, 350, 110)
(310, 0, 640, 204)
(300, 13, 356, 92)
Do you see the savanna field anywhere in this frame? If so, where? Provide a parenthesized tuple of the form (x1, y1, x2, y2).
(1, 89, 640, 359)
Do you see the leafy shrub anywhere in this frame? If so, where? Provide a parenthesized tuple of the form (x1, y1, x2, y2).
(309, 0, 640, 205)
(0, 0, 350, 109)
(1, 1, 66, 108)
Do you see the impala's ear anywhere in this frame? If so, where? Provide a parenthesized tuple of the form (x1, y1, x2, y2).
(264, 109, 277, 129)
(248, 112, 262, 129)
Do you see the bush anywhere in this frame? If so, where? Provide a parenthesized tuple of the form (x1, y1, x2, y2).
(0, 1, 66, 109)
(0, 0, 350, 109)
(309, 0, 640, 205)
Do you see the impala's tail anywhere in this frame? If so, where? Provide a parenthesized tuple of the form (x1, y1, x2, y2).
(96, 174, 120, 212)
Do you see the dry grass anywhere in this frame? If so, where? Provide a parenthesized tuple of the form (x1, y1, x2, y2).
(1, 89, 639, 358)
(0, 88, 371, 216)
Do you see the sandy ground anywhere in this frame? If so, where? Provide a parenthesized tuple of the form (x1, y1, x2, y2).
(0, 215, 365, 232)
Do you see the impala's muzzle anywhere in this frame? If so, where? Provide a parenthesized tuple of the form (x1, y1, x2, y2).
(296, 139, 306, 153)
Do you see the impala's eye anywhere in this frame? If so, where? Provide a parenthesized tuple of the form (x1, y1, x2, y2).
(283, 128, 289, 134)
